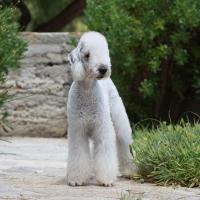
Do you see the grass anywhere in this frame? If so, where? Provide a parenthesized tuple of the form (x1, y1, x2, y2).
(120, 191, 143, 200)
(131, 121, 200, 187)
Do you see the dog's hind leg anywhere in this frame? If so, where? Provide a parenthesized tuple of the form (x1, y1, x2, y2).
(110, 96, 138, 178)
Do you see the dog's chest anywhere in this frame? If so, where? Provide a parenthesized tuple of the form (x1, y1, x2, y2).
(68, 85, 108, 122)
(77, 91, 99, 115)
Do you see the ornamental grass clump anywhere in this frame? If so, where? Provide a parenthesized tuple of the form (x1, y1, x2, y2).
(132, 122, 200, 187)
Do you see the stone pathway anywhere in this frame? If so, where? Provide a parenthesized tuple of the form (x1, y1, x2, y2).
(0, 137, 199, 200)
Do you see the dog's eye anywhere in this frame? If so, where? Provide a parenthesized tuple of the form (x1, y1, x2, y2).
(84, 52, 90, 60)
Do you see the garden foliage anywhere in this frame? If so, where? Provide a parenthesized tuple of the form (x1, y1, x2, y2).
(132, 122, 200, 187)
(86, 0, 200, 121)
(0, 6, 27, 125)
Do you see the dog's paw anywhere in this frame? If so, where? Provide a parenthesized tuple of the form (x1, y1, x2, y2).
(99, 182, 113, 187)
(67, 180, 85, 187)
(96, 170, 117, 187)
(67, 175, 87, 187)
(97, 179, 114, 187)
(120, 162, 139, 179)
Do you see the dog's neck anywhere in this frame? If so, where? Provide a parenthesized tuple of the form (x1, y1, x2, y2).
(77, 79, 97, 90)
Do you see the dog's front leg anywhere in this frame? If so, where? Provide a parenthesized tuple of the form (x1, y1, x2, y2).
(66, 122, 92, 186)
(93, 121, 118, 186)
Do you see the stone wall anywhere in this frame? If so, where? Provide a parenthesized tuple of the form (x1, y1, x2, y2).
(0, 32, 79, 137)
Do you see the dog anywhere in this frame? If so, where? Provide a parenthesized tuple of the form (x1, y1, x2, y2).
(66, 31, 137, 187)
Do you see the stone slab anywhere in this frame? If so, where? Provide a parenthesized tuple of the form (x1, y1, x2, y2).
(0, 33, 80, 137)
(0, 137, 199, 200)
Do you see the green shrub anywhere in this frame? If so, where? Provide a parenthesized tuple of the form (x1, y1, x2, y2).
(85, 0, 200, 121)
(132, 122, 200, 187)
(0, 6, 27, 126)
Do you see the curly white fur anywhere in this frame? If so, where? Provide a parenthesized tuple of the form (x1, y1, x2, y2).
(66, 31, 137, 187)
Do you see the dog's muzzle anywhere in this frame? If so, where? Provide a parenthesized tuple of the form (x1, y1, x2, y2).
(98, 67, 107, 75)
(97, 65, 110, 79)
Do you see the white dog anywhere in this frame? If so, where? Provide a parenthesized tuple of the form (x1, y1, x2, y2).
(66, 31, 137, 187)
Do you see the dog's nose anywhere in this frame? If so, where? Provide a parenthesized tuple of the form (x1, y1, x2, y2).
(98, 67, 107, 75)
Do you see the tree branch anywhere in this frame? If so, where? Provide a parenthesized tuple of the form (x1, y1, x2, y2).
(154, 59, 171, 118)
(14, 0, 31, 31)
(35, 0, 86, 32)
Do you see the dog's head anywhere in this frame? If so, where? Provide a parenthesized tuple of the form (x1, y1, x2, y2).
(68, 32, 111, 81)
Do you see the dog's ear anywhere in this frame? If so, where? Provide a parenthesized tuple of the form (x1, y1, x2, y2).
(68, 48, 79, 65)
(68, 42, 84, 65)
(68, 53, 74, 65)
(68, 47, 85, 81)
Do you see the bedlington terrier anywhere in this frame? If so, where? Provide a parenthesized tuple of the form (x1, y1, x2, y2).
(66, 31, 137, 187)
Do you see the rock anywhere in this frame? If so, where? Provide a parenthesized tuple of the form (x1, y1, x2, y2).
(0, 32, 78, 137)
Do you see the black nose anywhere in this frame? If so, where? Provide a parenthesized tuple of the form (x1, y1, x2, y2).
(98, 67, 107, 75)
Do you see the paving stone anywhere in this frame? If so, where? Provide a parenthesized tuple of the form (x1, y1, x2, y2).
(0, 137, 199, 200)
